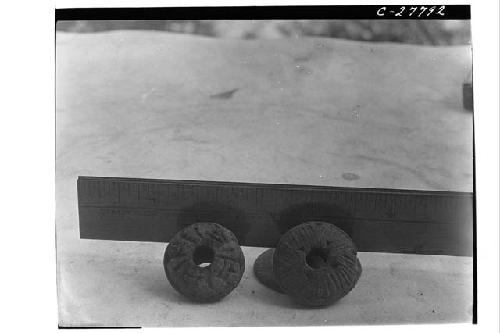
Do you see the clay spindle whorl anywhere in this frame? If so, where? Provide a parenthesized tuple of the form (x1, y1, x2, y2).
(253, 248, 284, 293)
(273, 221, 362, 307)
(163, 223, 245, 303)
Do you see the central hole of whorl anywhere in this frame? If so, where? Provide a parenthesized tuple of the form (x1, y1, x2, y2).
(193, 245, 215, 267)
(306, 247, 329, 269)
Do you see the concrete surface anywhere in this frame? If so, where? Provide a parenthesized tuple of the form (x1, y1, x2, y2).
(56, 31, 473, 193)
(56, 31, 473, 326)
(58, 241, 472, 327)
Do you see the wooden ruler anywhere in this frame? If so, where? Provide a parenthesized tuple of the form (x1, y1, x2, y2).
(77, 176, 473, 256)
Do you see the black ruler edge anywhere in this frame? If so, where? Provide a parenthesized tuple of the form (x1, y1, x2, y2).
(76, 176, 473, 256)
(77, 176, 472, 198)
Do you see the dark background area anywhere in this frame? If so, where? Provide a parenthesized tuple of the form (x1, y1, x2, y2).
(56, 20, 471, 46)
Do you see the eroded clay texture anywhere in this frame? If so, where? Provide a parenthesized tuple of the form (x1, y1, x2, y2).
(163, 223, 245, 302)
(273, 221, 362, 307)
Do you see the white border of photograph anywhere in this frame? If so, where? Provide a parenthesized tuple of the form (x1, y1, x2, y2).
(1, 0, 497, 332)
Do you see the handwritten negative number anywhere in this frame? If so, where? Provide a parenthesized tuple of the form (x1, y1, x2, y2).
(377, 5, 445, 17)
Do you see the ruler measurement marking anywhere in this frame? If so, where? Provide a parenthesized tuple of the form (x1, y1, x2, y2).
(80, 205, 453, 224)
(78, 184, 470, 224)
(80, 183, 471, 222)
(100, 179, 104, 199)
(171, 183, 177, 203)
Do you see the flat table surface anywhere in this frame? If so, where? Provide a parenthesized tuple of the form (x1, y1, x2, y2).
(58, 241, 472, 327)
(56, 31, 473, 326)
(56, 30, 473, 192)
